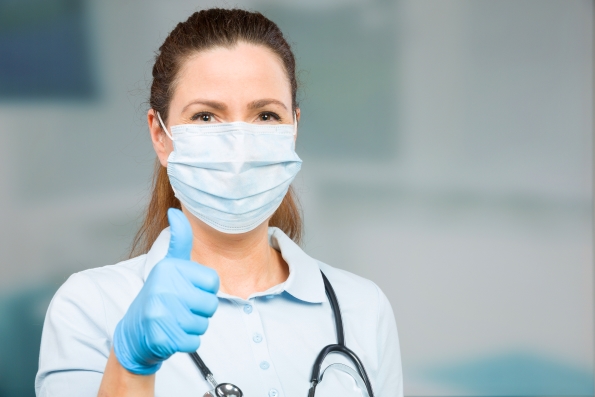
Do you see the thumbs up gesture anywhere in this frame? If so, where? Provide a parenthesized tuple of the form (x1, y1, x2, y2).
(113, 208, 220, 375)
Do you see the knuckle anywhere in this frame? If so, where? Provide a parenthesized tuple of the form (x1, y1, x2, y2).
(190, 335, 201, 351)
(204, 294, 219, 315)
(200, 268, 219, 292)
(196, 317, 209, 334)
(179, 335, 201, 353)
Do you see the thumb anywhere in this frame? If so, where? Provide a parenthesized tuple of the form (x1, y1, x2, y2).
(166, 208, 193, 260)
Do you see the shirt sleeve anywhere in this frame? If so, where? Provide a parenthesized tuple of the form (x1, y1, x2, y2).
(374, 284, 404, 397)
(35, 272, 110, 397)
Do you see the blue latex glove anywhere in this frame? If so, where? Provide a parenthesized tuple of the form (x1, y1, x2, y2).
(113, 208, 220, 375)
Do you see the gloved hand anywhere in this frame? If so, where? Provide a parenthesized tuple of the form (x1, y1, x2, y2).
(113, 208, 220, 375)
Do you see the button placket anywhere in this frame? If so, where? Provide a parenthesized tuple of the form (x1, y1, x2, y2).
(237, 298, 285, 397)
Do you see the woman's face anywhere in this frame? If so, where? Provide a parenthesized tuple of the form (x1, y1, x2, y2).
(149, 42, 298, 166)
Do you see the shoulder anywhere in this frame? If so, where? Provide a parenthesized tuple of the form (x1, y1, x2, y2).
(37, 256, 148, 394)
(48, 255, 148, 332)
(74, 254, 147, 294)
(316, 261, 391, 324)
(317, 261, 382, 305)
(57, 255, 146, 301)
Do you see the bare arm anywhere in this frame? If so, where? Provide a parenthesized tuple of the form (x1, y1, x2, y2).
(98, 349, 155, 397)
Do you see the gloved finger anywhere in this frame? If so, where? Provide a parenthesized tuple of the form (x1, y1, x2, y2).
(174, 259, 220, 294)
(143, 315, 184, 360)
(142, 297, 202, 357)
(154, 293, 211, 335)
(178, 286, 219, 318)
(146, 320, 201, 356)
(176, 333, 202, 353)
(178, 311, 210, 335)
(166, 208, 193, 260)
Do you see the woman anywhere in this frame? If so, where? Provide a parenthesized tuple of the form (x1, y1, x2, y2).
(36, 8, 402, 397)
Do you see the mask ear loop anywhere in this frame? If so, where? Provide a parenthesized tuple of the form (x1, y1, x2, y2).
(156, 111, 174, 140)
(293, 111, 298, 136)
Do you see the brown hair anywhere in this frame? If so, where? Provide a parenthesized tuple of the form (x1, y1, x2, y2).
(130, 8, 302, 257)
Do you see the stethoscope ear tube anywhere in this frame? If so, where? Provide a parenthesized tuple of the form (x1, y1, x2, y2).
(308, 344, 375, 397)
(320, 272, 345, 346)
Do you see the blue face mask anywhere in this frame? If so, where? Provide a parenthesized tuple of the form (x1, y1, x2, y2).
(157, 112, 302, 234)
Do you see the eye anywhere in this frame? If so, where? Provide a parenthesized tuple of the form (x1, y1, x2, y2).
(190, 112, 214, 123)
(259, 112, 281, 122)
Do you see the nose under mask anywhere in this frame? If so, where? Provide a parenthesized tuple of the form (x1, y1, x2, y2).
(158, 112, 302, 234)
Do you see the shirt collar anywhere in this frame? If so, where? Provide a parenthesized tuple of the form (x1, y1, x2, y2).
(142, 227, 326, 304)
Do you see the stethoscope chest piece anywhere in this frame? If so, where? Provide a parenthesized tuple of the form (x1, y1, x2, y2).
(203, 383, 243, 397)
(216, 383, 242, 397)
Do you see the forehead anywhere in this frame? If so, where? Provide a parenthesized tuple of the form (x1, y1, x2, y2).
(172, 42, 291, 106)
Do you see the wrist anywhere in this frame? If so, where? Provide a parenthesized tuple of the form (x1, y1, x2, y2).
(98, 348, 156, 397)
(113, 321, 162, 375)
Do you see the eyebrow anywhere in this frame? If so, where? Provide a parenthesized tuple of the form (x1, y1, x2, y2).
(182, 98, 288, 113)
(182, 100, 227, 112)
(247, 99, 288, 111)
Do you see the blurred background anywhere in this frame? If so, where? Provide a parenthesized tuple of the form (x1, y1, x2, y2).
(0, 0, 593, 395)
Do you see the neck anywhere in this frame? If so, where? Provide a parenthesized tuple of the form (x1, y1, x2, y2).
(183, 208, 289, 299)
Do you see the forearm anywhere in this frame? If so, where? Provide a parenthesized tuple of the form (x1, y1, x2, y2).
(98, 349, 155, 397)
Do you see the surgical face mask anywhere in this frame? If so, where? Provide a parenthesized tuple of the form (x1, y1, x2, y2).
(157, 112, 302, 234)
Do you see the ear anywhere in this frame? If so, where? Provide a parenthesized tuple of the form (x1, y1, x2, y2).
(148, 109, 173, 167)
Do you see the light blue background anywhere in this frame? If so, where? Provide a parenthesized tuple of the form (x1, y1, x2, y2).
(0, 0, 592, 396)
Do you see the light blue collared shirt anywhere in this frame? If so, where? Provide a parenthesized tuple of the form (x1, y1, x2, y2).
(36, 227, 403, 397)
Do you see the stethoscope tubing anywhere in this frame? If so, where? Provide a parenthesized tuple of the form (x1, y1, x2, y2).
(308, 343, 374, 397)
(320, 272, 345, 345)
(189, 352, 214, 385)
(189, 271, 374, 397)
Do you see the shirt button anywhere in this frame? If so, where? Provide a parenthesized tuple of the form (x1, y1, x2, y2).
(260, 361, 270, 370)
(243, 304, 253, 314)
(253, 333, 263, 343)
(269, 389, 278, 397)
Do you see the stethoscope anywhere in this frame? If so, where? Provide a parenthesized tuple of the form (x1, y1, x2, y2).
(189, 271, 375, 397)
